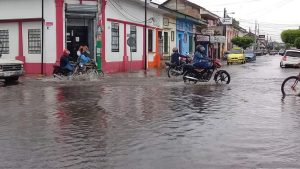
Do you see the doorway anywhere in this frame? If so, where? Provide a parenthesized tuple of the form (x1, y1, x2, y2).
(178, 34, 183, 54)
(67, 26, 88, 61)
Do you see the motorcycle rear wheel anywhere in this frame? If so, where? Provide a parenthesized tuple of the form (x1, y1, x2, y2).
(168, 67, 182, 78)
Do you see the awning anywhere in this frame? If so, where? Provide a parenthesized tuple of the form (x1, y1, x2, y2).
(66, 4, 98, 13)
(65, 4, 98, 18)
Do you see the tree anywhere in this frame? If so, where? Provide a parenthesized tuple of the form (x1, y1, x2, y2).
(281, 29, 300, 44)
(285, 43, 292, 50)
(231, 36, 254, 49)
(294, 37, 300, 49)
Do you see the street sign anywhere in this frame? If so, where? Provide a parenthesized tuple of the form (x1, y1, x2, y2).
(201, 28, 214, 35)
(127, 37, 135, 47)
(220, 17, 232, 25)
(210, 36, 226, 43)
(196, 35, 210, 42)
(259, 35, 265, 40)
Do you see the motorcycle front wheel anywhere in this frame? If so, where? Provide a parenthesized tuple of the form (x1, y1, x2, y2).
(214, 70, 231, 84)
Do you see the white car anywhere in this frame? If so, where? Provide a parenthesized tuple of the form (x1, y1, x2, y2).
(280, 50, 300, 68)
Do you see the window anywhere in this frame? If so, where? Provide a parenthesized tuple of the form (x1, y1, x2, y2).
(164, 32, 168, 54)
(148, 29, 153, 52)
(28, 29, 41, 54)
(111, 23, 119, 52)
(171, 31, 174, 41)
(0, 30, 9, 54)
(130, 25, 137, 52)
(285, 51, 300, 57)
(189, 35, 193, 53)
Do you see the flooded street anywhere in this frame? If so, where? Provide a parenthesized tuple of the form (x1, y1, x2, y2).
(1, 55, 300, 169)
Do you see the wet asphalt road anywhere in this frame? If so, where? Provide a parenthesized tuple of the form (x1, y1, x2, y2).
(1, 55, 300, 169)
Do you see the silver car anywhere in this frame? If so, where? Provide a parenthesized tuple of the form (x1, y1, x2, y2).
(280, 50, 300, 68)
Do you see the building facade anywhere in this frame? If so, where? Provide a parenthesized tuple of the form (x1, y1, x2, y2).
(0, 0, 99, 75)
(0, 0, 168, 74)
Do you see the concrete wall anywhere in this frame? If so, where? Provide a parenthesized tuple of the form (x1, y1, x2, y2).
(0, 0, 42, 20)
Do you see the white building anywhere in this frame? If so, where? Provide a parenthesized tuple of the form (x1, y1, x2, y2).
(0, 0, 170, 74)
(102, 0, 166, 72)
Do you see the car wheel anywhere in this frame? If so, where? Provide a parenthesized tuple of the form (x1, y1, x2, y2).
(280, 62, 284, 68)
(5, 77, 19, 83)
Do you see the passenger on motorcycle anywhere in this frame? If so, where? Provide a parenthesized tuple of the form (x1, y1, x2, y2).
(77, 46, 91, 66)
(60, 49, 73, 74)
(170, 47, 189, 66)
(193, 45, 212, 70)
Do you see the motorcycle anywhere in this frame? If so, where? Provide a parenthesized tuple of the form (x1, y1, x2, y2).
(182, 59, 231, 84)
(72, 60, 104, 77)
(53, 61, 76, 78)
(53, 60, 104, 79)
(165, 55, 191, 78)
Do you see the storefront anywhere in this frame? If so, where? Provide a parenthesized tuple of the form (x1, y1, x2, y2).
(65, 4, 98, 60)
(195, 34, 209, 56)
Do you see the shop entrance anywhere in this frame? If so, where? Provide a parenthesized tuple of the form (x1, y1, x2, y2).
(67, 26, 88, 60)
(65, 4, 97, 61)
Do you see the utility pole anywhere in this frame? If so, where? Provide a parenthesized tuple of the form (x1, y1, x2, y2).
(223, 8, 227, 51)
(41, 0, 44, 75)
(144, 0, 147, 70)
(254, 20, 257, 50)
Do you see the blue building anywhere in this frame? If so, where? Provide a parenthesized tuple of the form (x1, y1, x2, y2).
(176, 19, 194, 55)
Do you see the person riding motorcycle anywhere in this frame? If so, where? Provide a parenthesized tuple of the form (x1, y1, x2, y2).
(60, 49, 73, 75)
(170, 47, 189, 66)
(77, 46, 91, 67)
(193, 45, 212, 71)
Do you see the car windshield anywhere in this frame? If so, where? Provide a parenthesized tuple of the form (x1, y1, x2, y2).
(230, 50, 242, 54)
(245, 50, 253, 54)
(285, 51, 300, 57)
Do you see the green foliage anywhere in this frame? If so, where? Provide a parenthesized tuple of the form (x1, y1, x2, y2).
(281, 29, 300, 44)
(231, 36, 254, 49)
(285, 43, 292, 50)
(294, 37, 300, 49)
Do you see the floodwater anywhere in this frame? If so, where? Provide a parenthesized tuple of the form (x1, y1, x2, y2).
(1, 55, 300, 169)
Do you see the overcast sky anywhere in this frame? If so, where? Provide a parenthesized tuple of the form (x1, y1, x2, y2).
(152, 0, 300, 42)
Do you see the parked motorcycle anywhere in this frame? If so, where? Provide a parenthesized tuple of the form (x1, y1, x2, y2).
(165, 56, 191, 78)
(182, 59, 231, 84)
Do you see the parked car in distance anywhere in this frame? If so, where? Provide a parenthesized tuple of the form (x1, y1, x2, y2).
(223, 51, 230, 60)
(227, 48, 246, 65)
(245, 49, 256, 62)
(279, 49, 285, 56)
(280, 50, 300, 68)
(269, 50, 278, 55)
(254, 50, 263, 56)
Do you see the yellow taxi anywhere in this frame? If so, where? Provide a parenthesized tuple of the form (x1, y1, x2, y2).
(227, 48, 246, 65)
